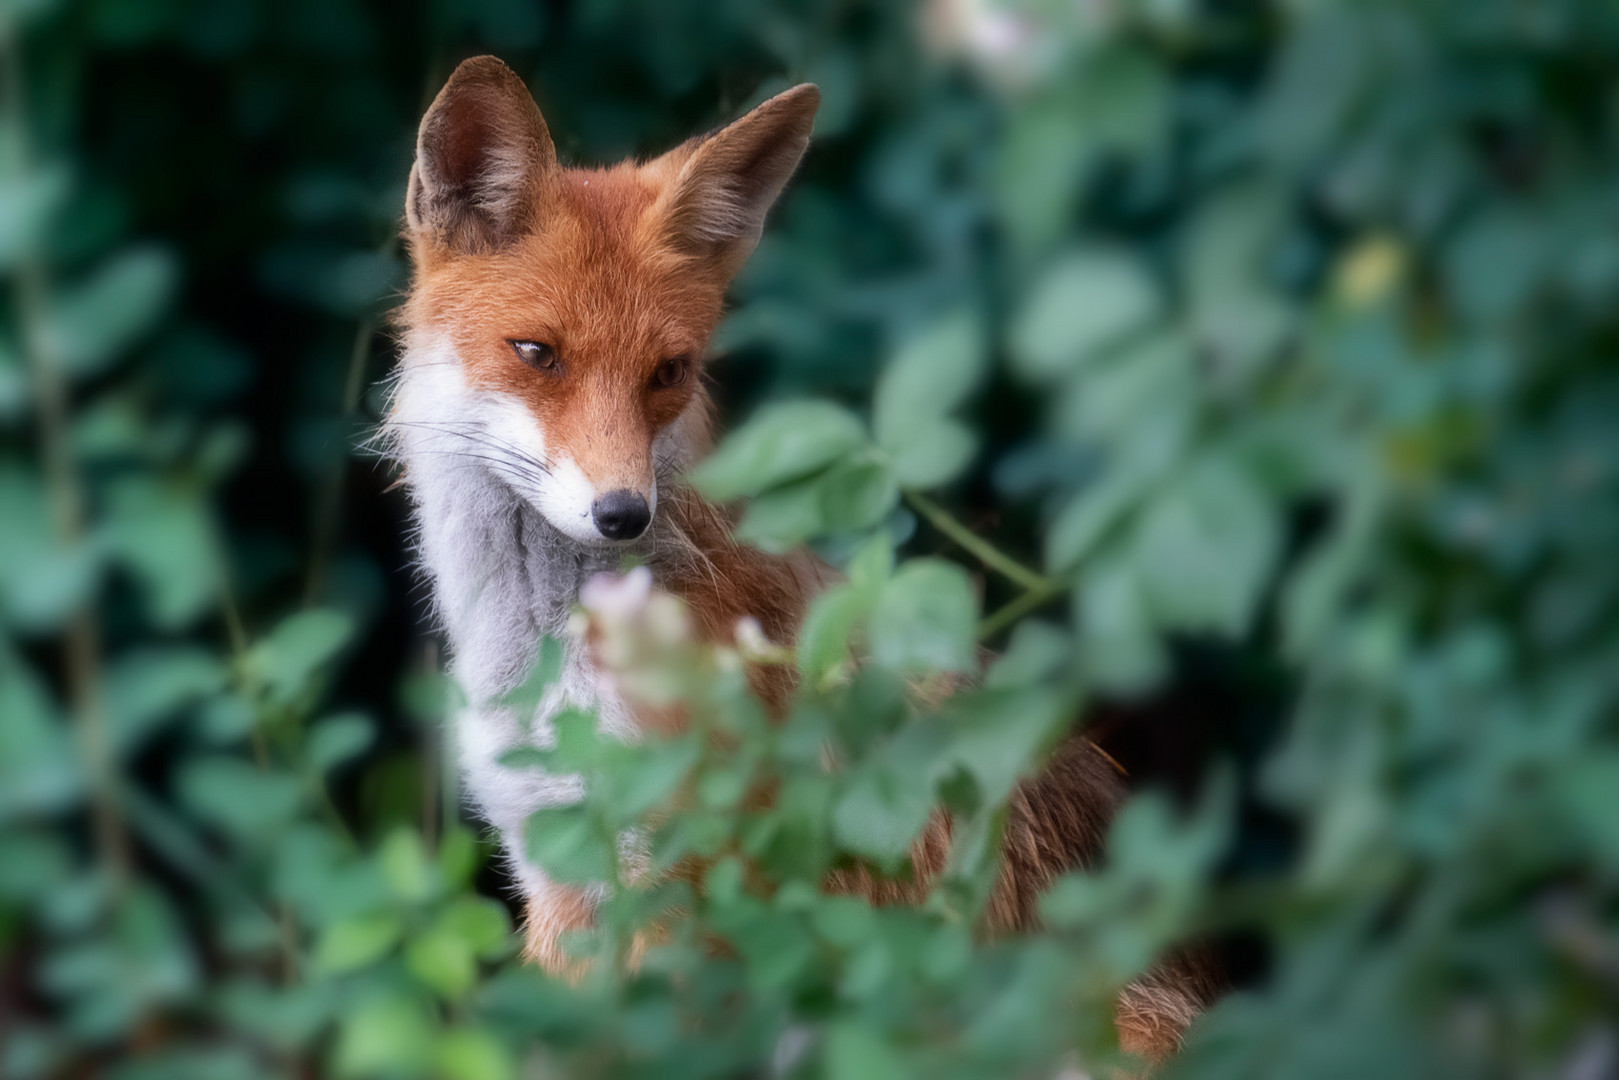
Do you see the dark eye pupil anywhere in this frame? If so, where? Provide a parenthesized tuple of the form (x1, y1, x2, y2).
(512, 341, 556, 370)
(657, 358, 687, 387)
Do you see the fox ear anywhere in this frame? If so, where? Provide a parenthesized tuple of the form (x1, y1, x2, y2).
(407, 56, 558, 254)
(650, 84, 819, 268)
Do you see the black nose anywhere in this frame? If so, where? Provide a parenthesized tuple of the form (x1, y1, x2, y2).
(591, 489, 651, 541)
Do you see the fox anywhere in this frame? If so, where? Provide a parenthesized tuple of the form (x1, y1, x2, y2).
(386, 55, 1215, 1064)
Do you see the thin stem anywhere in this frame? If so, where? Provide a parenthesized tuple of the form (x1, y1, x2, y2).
(977, 578, 1067, 640)
(905, 490, 1052, 593)
(4, 34, 127, 887)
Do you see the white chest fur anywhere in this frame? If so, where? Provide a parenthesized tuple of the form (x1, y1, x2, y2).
(386, 337, 659, 894)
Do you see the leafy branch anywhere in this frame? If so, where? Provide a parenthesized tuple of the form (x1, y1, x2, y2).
(903, 491, 1069, 639)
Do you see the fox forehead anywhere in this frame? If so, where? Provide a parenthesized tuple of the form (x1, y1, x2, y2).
(408, 165, 725, 375)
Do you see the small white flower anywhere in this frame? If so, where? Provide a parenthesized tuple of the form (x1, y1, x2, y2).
(734, 616, 772, 658)
(579, 565, 653, 618)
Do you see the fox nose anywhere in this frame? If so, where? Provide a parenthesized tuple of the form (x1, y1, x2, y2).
(591, 489, 651, 541)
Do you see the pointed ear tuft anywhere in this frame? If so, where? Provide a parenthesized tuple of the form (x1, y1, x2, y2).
(651, 83, 820, 269)
(407, 56, 558, 254)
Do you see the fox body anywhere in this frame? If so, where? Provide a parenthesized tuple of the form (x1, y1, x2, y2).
(389, 56, 1212, 1061)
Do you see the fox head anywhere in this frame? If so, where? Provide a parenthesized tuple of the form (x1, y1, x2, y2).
(394, 56, 818, 544)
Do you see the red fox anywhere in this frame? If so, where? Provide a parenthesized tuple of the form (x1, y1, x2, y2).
(387, 56, 1213, 1063)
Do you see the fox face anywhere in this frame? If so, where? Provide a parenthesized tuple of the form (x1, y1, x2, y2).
(395, 58, 818, 544)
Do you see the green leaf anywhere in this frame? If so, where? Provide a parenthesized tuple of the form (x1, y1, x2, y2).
(1131, 459, 1280, 636)
(874, 310, 986, 487)
(435, 895, 513, 959)
(104, 647, 226, 756)
(689, 400, 866, 501)
(736, 456, 898, 552)
(437, 827, 483, 890)
(941, 687, 1069, 807)
(435, 1028, 515, 1080)
(333, 994, 435, 1077)
(177, 757, 302, 840)
(1044, 470, 1152, 574)
(247, 608, 355, 705)
(0, 647, 81, 818)
(846, 530, 896, 592)
(406, 927, 477, 1000)
(0, 163, 70, 270)
(305, 712, 376, 773)
(1051, 330, 1195, 447)
(0, 466, 98, 630)
(831, 762, 934, 864)
(380, 828, 438, 903)
(496, 636, 564, 712)
(874, 310, 986, 438)
(101, 478, 219, 628)
(0, 832, 71, 903)
(882, 418, 978, 490)
(868, 559, 979, 674)
(524, 804, 613, 885)
(44, 247, 180, 377)
(984, 621, 1073, 689)
(1009, 249, 1161, 381)
(796, 583, 870, 685)
(1073, 556, 1166, 695)
(823, 1021, 909, 1080)
(314, 912, 403, 975)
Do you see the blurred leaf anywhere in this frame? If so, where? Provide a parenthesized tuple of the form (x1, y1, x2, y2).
(104, 646, 225, 755)
(1045, 471, 1149, 574)
(1132, 459, 1280, 636)
(407, 926, 478, 1000)
(524, 804, 614, 885)
(314, 912, 403, 976)
(797, 583, 870, 685)
(874, 310, 986, 487)
(984, 620, 1072, 689)
(691, 400, 866, 501)
(0, 645, 81, 817)
(832, 752, 936, 864)
(380, 827, 438, 903)
(177, 757, 302, 840)
(0, 466, 98, 629)
(823, 1020, 908, 1080)
(1010, 249, 1161, 381)
(0, 162, 71, 268)
(305, 712, 376, 773)
(435, 1028, 515, 1080)
(867, 559, 978, 674)
(941, 687, 1069, 807)
(1073, 555, 1166, 695)
(0, 830, 71, 903)
(333, 994, 436, 1078)
(736, 456, 898, 552)
(246, 608, 355, 705)
(435, 895, 513, 959)
(43, 247, 179, 377)
(101, 478, 219, 627)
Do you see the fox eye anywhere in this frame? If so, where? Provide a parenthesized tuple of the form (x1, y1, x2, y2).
(510, 340, 559, 372)
(653, 356, 690, 389)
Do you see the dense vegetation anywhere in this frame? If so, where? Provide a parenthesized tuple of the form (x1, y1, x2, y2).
(4, 0, 1618, 1076)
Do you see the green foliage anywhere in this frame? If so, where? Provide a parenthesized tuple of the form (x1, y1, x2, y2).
(3, 1, 1618, 1078)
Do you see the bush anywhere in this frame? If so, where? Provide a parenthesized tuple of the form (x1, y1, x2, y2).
(3, 1, 1617, 1077)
